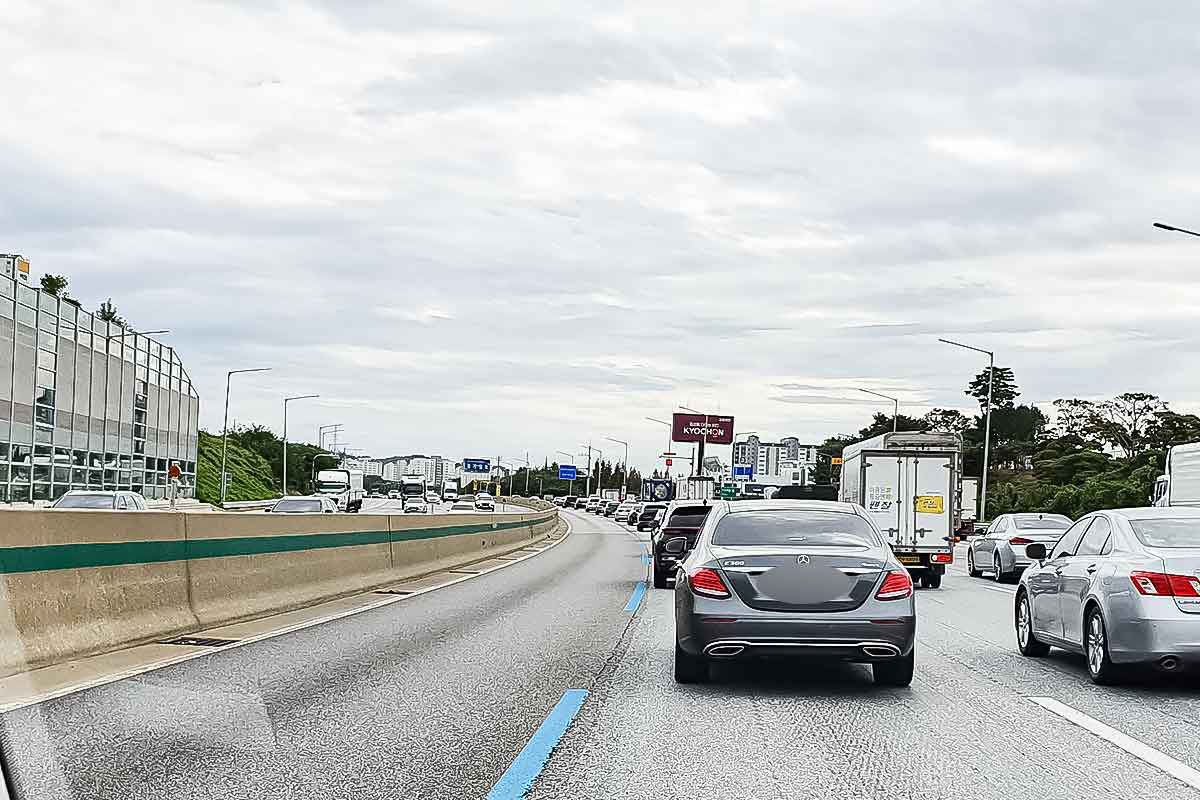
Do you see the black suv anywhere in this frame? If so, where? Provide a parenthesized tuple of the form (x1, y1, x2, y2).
(651, 503, 712, 588)
(635, 503, 665, 531)
(564, 495, 579, 508)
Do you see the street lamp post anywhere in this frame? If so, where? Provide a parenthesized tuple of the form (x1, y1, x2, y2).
(1153, 221, 1200, 237)
(604, 436, 629, 499)
(645, 417, 673, 478)
(939, 338, 994, 521)
(318, 424, 342, 450)
(524, 451, 531, 496)
(281, 394, 319, 496)
(220, 367, 271, 505)
(858, 387, 900, 433)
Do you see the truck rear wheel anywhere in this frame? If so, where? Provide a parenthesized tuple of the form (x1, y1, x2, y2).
(925, 571, 942, 589)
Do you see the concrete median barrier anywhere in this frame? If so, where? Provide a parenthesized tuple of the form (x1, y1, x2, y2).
(0, 506, 558, 678)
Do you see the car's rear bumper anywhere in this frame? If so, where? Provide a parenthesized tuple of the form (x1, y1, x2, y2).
(1108, 613, 1200, 665)
(678, 612, 916, 662)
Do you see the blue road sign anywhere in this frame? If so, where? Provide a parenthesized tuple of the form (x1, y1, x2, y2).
(733, 464, 753, 479)
(463, 458, 491, 475)
(558, 464, 577, 481)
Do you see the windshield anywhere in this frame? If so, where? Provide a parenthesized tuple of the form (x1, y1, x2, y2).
(713, 510, 881, 548)
(665, 508, 710, 529)
(1130, 518, 1200, 548)
(1013, 515, 1071, 530)
(315, 481, 346, 492)
(272, 499, 324, 513)
(52, 494, 114, 509)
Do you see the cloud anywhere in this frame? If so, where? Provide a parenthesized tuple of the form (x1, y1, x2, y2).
(3, 2, 1199, 467)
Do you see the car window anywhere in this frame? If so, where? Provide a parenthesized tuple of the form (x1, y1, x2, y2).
(1053, 518, 1093, 559)
(990, 518, 1008, 536)
(1129, 517, 1200, 548)
(713, 510, 880, 548)
(1075, 517, 1111, 557)
(52, 494, 116, 509)
(272, 499, 323, 513)
(115, 495, 129, 510)
(1012, 514, 1071, 530)
(665, 507, 710, 529)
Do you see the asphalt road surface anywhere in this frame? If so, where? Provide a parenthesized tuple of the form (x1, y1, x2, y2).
(6, 510, 1200, 799)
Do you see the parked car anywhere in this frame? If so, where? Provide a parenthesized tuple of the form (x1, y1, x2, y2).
(50, 490, 147, 510)
(968, 513, 1073, 581)
(1016, 506, 1200, 684)
(266, 496, 337, 514)
(651, 503, 713, 588)
(636, 503, 666, 531)
(475, 493, 496, 511)
(449, 500, 477, 512)
(602, 499, 621, 516)
(673, 500, 915, 686)
(404, 499, 431, 514)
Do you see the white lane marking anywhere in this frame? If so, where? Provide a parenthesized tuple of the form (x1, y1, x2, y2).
(1030, 697, 1200, 791)
(0, 515, 574, 713)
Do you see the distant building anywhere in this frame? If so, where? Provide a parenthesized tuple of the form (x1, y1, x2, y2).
(341, 456, 381, 476)
(733, 434, 819, 487)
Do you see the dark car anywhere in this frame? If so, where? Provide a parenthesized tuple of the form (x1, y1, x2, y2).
(672, 500, 916, 686)
(636, 503, 665, 531)
(564, 495, 579, 509)
(651, 503, 713, 588)
(602, 499, 620, 516)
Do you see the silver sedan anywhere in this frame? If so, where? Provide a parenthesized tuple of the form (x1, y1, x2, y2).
(1015, 506, 1200, 684)
(967, 512, 1072, 581)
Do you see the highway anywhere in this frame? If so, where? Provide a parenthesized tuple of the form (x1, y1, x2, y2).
(6, 508, 1200, 798)
(360, 497, 527, 514)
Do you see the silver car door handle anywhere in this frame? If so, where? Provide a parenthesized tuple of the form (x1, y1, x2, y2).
(1086, 564, 1098, 574)
(1054, 568, 1064, 575)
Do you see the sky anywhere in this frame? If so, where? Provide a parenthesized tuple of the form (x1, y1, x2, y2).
(3, 1, 1200, 476)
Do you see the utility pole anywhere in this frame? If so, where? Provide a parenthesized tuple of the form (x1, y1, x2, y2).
(604, 436, 629, 499)
(524, 451, 531, 496)
(281, 394, 318, 496)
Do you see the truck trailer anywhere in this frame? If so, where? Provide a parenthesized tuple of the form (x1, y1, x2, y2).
(839, 431, 962, 588)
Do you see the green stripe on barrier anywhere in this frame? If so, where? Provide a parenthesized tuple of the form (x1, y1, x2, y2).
(0, 515, 551, 575)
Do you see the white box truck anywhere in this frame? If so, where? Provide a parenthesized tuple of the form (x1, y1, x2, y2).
(442, 478, 459, 502)
(315, 468, 365, 513)
(399, 475, 427, 508)
(840, 431, 962, 588)
(1154, 442, 1200, 507)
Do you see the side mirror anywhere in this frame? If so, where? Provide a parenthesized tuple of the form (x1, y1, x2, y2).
(325, 508, 335, 513)
(1025, 542, 1047, 561)
(264, 508, 271, 513)
(664, 537, 687, 555)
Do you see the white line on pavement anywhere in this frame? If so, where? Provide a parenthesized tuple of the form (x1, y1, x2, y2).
(1030, 697, 1200, 791)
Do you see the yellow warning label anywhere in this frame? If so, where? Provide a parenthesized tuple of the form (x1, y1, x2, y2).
(915, 495, 944, 514)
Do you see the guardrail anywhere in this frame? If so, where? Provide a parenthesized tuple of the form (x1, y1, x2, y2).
(0, 505, 561, 679)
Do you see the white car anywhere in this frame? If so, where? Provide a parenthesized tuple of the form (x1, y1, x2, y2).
(403, 500, 430, 514)
(475, 493, 496, 511)
(267, 496, 337, 514)
(449, 500, 477, 512)
(425, 491, 440, 504)
(51, 490, 147, 511)
(615, 501, 636, 521)
(388, 490, 400, 500)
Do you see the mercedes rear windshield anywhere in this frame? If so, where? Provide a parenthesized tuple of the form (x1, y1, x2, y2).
(713, 510, 881, 548)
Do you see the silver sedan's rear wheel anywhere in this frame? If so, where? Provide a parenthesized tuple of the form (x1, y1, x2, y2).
(993, 553, 1009, 583)
(967, 549, 982, 578)
(1016, 592, 1049, 657)
(1086, 608, 1120, 685)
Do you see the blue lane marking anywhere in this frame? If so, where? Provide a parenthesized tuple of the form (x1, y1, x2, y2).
(640, 554, 651, 565)
(624, 581, 647, 612)
(486, 689, 589, 800)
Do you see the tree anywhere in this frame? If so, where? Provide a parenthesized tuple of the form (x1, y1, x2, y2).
(857, 412, 928, 440)
(922, 408, 970, 436)
(39, 273, 70, 298)
(1052, 399, 1098, 440)
(966, 366, 1019, 412)
(96, 297, 127, 327)
(1088, 392, 1167, 458)
(1146, 411, 1200, 452)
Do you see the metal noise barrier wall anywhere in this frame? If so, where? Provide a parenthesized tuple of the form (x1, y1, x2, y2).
(0, 507, 559, 679)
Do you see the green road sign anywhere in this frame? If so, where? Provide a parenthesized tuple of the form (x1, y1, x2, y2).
(720, 483, 736, 499)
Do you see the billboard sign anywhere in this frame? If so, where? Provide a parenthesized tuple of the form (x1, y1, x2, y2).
(558, 464, 577, 481)
(732, 464, 753, 480)
(462, 458, 491, 477)
(671, 413, 735, 445)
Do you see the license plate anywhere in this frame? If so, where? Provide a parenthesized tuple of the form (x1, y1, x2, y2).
(897, 554, 921, 565)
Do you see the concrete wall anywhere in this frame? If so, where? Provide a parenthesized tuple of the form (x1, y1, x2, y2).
(0, 507, 557, 678)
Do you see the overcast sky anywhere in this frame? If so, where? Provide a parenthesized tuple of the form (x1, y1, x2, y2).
(3, 1, 1199, 474)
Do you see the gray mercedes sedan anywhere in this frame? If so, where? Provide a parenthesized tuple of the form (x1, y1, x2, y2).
(672, 500, 916, 686)
(1015, 506, 1200, 684)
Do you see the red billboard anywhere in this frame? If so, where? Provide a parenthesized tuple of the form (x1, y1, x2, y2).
(672, 413, 735, 445)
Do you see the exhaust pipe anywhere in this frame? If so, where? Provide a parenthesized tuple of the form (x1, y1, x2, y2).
(1159, 655, 1182, 673)
(705, 644, 746, 658)
(861, 644, 901, 658)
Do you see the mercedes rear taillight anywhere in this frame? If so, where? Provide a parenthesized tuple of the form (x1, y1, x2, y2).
(1130, 571, 1200, 597)
(689, 568, 730, 599)
(875, 570, 913, 600)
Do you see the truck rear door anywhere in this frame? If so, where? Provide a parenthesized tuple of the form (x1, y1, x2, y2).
(862, 453, 902, 548)
(905, 453, 953, 551)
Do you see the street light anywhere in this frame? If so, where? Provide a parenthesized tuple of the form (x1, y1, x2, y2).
(556, 450, 577, 495)
(580, 444, 603, 495)
(1154, 221, 1200, 237)
(858, 387, 899, 433)
(318, 423, 343, 450)
(939, 337, 995, 521)
(281, 394, 319, 495)
(220, 367, 272, 505)
(604, 436, 629, 499)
